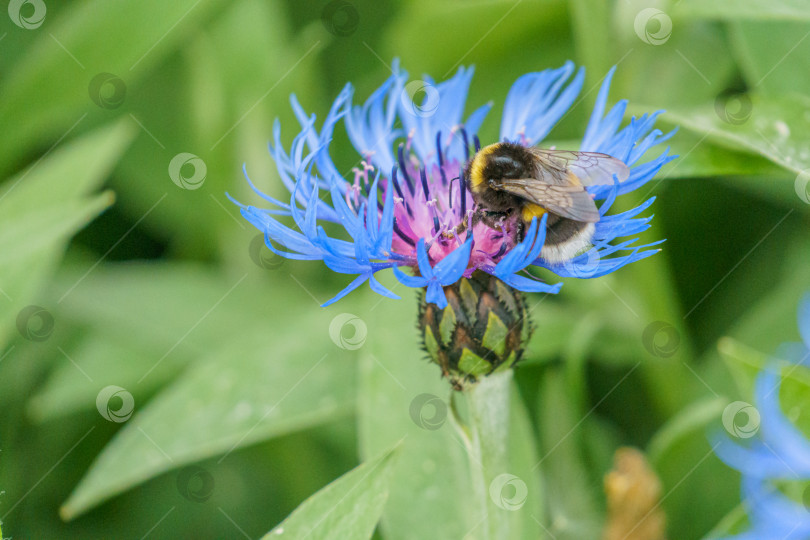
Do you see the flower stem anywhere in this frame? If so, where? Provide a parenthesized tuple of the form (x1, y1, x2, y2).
(460, 370, 513, 540)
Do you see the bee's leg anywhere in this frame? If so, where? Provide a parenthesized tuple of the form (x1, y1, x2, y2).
(470, 209, 484, 227)
(442, 211, 473, 240)
(477, 210, 509, 230)
(515, 219, 526, 243)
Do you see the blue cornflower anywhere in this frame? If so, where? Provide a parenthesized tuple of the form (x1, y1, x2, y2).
(230, 61, 676, 308)
(713, 294, 810, 539)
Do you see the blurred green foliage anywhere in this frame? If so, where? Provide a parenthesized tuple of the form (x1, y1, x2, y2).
(1, 0, 809, 538)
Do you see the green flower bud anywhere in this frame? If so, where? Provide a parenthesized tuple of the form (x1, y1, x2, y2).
(418, 271, 532, 389)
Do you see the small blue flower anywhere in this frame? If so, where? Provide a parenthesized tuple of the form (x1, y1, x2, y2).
(231, 61, 676, 307)
(392, 235, 473, 309)
(713, 295, 810, 539)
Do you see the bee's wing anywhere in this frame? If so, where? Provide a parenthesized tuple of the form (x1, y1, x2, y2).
(528, 148, 630, 187)
(492, 178, 601, 222)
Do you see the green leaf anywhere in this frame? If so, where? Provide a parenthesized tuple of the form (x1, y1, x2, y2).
(673, 0, 810, 21)
(646, 396, 727, 463)
(536, 366, 602, 540)
(730, 21, 810, 97)
(642, 94, 810, 176)
(580, 416, 622, 486)
(61, 320, 359, 519)
(58, 264, 279, 349)
(31, 261, 361, 422)
(37, 259, 372, 422)
(51, 262, 269, 354)
(0, 0, 229, 173)
(28, 334, 174, 422)
(0, 121, 134, 349)
(356, 297, 474, 540)
(521, 276, 649, 369)
(612, 2, 735, 107)
(569, 0, 612, 91)
(660, 133, 786, 179)
(31, 263, 300, 421)
(0, 121, 133, 204)
(522, 301, 578, 364)
(721, 241, 810, 359)
(717, 337, 771, 397)
(716, 174, 800, 208)
(262, 444, 401, 540)
(700, 502, 750, 540)
(108, 0, 318, 260)
(380, 0, 575, 142)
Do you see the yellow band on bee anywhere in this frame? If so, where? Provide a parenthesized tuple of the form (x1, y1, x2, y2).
(469, 144, 499, 189)
(521, 203, 546, 222)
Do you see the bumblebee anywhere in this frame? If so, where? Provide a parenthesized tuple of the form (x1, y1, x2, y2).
(464, 142, 630, 263)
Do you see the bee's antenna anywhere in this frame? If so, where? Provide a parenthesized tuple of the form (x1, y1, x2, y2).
(435, 131, 444, 168)
(397, 144, 415, 196)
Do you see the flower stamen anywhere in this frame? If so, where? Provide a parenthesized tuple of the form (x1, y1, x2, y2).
(459, 127, 471, 161)
(397, 144, 415, 195)
(392, 217, 416, 247)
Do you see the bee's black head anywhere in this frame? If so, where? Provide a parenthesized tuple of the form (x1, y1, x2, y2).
(468, 142, 534, 190)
